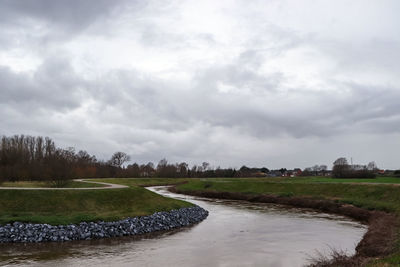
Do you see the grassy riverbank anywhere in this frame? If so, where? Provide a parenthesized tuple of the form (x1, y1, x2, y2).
(0, 180, 104, 188)
(235, 176, 400, 184)
(176, 179, 400, 213)
(172, 179, 400, 266)
(0, 186, 191, 225)
(93, 178, 193, 187)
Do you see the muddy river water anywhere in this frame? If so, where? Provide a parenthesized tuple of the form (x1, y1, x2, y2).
(0, 186, 367, 267)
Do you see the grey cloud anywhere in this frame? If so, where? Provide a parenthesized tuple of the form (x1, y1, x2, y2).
(0, 0, 129, 31)
(0, 0, 399, 169)
(0, 57, 85, 112)
(0, 0, 135, 50)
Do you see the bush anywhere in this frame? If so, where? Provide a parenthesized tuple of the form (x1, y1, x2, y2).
(333, 169, 376, 179)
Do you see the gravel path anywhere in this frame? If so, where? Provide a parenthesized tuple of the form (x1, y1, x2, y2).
(0, 179, 128, 190)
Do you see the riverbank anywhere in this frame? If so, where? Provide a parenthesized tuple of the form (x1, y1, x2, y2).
(0, 206, 208, 243)
(173, 180, 400, 266)
(0, 180, 106, 189)
(0, 186, 192, 225)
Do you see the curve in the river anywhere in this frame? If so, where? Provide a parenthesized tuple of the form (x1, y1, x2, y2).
(0, 186, 367, 267)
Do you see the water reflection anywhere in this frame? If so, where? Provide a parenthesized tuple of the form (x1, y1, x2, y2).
(0, 186, 366, 267)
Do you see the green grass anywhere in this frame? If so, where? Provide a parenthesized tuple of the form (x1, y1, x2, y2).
(261, 176, 400, 184)
(92, 177, 194, 187)
(0, 186, 191, 225)
(176, 179, 400, 213)
(0, 180, 105, 188)
(88, 176, 400, 186)
(192, 176, 400, 184)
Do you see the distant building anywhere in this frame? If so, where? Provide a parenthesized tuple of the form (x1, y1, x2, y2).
(350, 164, 367, 171)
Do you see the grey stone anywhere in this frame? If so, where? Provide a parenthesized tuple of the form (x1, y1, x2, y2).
(0, 206, 208, 243)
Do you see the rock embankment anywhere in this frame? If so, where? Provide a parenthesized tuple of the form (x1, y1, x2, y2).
(0, 206, 208, 243)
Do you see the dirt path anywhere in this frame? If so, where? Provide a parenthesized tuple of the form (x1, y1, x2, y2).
(0, 179, 128, 190)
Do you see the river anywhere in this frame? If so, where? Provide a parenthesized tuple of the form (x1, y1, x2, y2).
(0, 186, 367, 267)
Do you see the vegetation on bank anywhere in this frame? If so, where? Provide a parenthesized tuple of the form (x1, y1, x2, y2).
(0, 187, 191, 225)
(211, 176, 400, 184)
(0, 180, 104, 188)
(93, 178, 193, 187)
(172, 179, 400, 266)
(176, 180, 400, 213)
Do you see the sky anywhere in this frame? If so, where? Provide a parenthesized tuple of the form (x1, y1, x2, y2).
(1, 0, 399, 169)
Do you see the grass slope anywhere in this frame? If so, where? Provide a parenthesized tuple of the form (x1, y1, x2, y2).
(0, 180, 104, 188)
(177, 180, 400, 212)
(0, 186, 191, 225)
(93, 178, 192, 187)
(250, 176, 400, 184)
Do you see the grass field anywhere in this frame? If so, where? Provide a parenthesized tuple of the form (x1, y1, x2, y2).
(0, 181, 191, 225)
(248, 176, 400, 184)
(93, 177, 193, 187)
(0, 180, 105, 188)
(92, 177, 400, 214)
(175, 179, 400, 212)
(189, 176, 400, 184)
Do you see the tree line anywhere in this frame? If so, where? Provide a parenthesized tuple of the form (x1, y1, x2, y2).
(0, 135, 385, 183)
(332, 157, 377, 178)
(0, 135, 239, 184)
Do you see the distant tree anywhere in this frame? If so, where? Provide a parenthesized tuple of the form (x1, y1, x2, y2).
(240, 165, 250, 172)
(110, 152, 130, 167)
(178, 162, 189, 177)
(307, 164, 328, 176)
(141, 162, 155, 177)
(332, 157, 350, 178)
(157, 158, 168, 170)
(126, 163, 140, 178)
(332, 157, 375, 178)
(77, 150, 96, 164)
(202, 162, 210, 171)
(367, 161, 378, 171)
(333, 157, 348, 166)
(319, 165, 328, 176)
(191, 165, 198, 176)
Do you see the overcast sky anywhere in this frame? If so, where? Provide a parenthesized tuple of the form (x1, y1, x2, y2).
(1, 0, 399, 169)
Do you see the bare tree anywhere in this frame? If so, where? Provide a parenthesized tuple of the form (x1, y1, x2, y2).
(202, 162, 210, 171)
(110, 152, 131, 167)
(333, 157, 348, 166)
(367, 161, 378, 171)
(332, 157, 350, 178)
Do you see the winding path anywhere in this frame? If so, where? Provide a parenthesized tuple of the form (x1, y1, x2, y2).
(0, 179, 128, 190)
